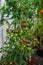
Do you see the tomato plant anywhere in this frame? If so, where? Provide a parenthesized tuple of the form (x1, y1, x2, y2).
(0, 0, 43, 65)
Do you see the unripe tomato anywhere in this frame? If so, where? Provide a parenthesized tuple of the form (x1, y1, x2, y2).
(15, 34, 18, 36)
(10, 61, 12, 64)
(27, 47, 32, 50)
(19, 33, 22, 36)
(20, 30, 23, 33)
(40, 10, 43, 14)
(25, 27, 28, 30)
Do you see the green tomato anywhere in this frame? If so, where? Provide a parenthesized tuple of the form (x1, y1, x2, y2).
(10, 61, 12, 64)
(15, 34, 18, 36)
(20, 30, 23, 33)
(25, 27, 28, 30)
(23, 44, 26, 48)
(27, 47, 32, 51)
(19, 33, 22, 36)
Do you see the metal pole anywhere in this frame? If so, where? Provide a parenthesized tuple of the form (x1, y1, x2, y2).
(0, 0, 4, 55)
(1, 26, 4, 48)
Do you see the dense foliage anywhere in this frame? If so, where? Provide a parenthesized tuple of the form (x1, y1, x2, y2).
(0, 0, 43, 65)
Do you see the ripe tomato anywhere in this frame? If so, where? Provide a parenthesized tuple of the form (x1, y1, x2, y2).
(23, 38, 26, 42)
(40, 10, 43, 14)
(15, 30, 19, 33)
(6, 28, 9, 32)
(26, 43, 30, 47)
(31, 36, 37, 40)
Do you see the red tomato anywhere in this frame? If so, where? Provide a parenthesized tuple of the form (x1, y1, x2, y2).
(6, 28, 9, 32)
(40, 10, 43, 14)
(31, 36, 37, 41)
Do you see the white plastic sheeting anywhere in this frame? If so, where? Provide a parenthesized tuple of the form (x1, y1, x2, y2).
(1, 0, 5, 7)
(0, 25, 7, 58)
(0, 0, 5, 58)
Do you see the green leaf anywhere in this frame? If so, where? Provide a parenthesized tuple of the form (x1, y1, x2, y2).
(7, 0, 18, 2)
